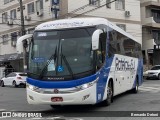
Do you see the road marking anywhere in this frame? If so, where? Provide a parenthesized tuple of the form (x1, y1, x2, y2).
(0, 109, 6, 111)
(30, 118, 43, 120)
(69, 118, 84, 120)
(139, 86, 160, 93)
(29, 117, 66, 120)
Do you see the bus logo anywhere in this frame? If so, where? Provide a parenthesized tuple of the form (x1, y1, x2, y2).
(53, 89, 59, 94)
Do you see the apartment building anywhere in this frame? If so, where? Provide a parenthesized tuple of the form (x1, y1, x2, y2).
(67, 0, 142, 42)
(141, 0, 160, 67)
(0, 0, 141, 75)
(0, 0, 67, 74)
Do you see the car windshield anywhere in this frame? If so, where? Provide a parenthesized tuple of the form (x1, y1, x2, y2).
(151, 66, 160, 70)
(19, 73, 27, 76)
(28, 27, 96, 80)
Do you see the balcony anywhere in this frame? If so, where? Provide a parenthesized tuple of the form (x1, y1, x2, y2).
(142, 17, 160, 28)
(141, 0, 160, 7)
(143, 39, 156, 50)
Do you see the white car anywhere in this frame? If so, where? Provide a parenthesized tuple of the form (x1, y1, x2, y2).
(143, 65, 160, 80)
(0, 72, 27, 87)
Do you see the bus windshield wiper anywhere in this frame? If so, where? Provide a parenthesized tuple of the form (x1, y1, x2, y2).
(38, 47, 57, 79)
(61, 53, 74, 79)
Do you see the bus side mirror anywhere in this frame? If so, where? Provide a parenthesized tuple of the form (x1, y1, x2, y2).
(92, 29, 103, 51)
(16, 34, 33, 53)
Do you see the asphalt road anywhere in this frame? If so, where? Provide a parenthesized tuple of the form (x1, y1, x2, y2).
(1, 79, 160, 120)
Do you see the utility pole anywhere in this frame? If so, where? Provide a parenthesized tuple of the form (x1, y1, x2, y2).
(51, 0, 60, 19)
(18, 0, 27, 72)
(19, 0, 25, 35)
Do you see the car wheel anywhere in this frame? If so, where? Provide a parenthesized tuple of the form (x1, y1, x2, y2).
(158, 74, 160, 80)
(0, 80, 4, 87)
(104, 81, 113, 106)
(12, 81, 17, 88)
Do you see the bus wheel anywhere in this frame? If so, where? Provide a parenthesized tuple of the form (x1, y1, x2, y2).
(132, 79, 139, 93)
(104, 82, 113, 106)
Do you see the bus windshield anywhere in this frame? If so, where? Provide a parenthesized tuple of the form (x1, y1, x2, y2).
(28, 27, 96, 80)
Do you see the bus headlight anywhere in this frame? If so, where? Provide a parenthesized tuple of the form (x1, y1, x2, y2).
(76, 77, 99, 90)
(26, 84, 40, 92)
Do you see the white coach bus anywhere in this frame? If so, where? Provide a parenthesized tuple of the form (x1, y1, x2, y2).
(16, 18, 143, 108)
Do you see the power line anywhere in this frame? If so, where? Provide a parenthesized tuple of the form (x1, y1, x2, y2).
(59, 0, 104, 18)
(72, 0, 117, 18)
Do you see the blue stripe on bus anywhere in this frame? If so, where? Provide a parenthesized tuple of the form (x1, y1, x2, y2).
(27, 74, 97, 89)
(96, 56, 114, 103)
(132, 59, 143, 88)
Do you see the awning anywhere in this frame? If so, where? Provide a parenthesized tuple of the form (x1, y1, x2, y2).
(0, 53, 23, 62)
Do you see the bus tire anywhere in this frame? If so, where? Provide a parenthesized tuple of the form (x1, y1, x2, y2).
(132, 78, 139, 93)
(104, 81, 113, 106)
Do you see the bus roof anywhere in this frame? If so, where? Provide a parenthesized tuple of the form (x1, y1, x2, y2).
(35, 18, 140, 44)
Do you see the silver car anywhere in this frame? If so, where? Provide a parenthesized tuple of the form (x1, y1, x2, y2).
(143, 65, 160, 80)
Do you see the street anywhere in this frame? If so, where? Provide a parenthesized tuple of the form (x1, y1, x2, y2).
(1, 79, 160, 120)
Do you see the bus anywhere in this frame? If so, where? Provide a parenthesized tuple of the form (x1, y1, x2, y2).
(16, 18, 143, 107)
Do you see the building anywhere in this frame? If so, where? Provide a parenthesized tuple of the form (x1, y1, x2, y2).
(141, 0, 160, 67)
(0, 0, 142, 76)
(0, 0, 67, 75)
(67, 0, 142, 42)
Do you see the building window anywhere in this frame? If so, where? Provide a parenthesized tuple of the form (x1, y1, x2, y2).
(117, 24, 126, 31)
(11, 32, 17, 47)
(27, 2, 35, 14)
(2, 34, 9, 45)
(152, 30, 160, 45)
(115, 0, 125, 10)
(106, 0, 111, 8)
(89, 0, 100, 6)
(10, 9, 16, 19)
(4, 0, 14, 4)
(36, 0, 43, 10)
(2, 12, 8, 23)
(4, 0, 9, 4)
(36, 0, 43, 16)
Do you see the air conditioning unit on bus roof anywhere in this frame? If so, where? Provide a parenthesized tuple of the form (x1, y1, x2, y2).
(125, 11, 131, 17)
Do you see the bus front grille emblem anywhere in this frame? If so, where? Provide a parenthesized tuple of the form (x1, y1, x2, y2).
(53, 89, 59, 94)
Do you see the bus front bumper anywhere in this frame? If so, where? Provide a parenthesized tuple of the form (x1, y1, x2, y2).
(26, 84, 97, 105)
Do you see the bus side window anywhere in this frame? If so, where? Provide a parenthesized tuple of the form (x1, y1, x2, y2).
(96, 32, 107, 69)
(108, 30, 117, 57)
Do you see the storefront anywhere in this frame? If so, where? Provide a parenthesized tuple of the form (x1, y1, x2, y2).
(0, 53, 24, 72)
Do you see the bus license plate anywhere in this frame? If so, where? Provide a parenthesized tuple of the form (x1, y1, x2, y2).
(51, 97, 63, 102)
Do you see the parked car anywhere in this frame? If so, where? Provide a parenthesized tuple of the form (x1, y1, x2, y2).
(143, 65, 160, 80)
(0, 72, 27, 87)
